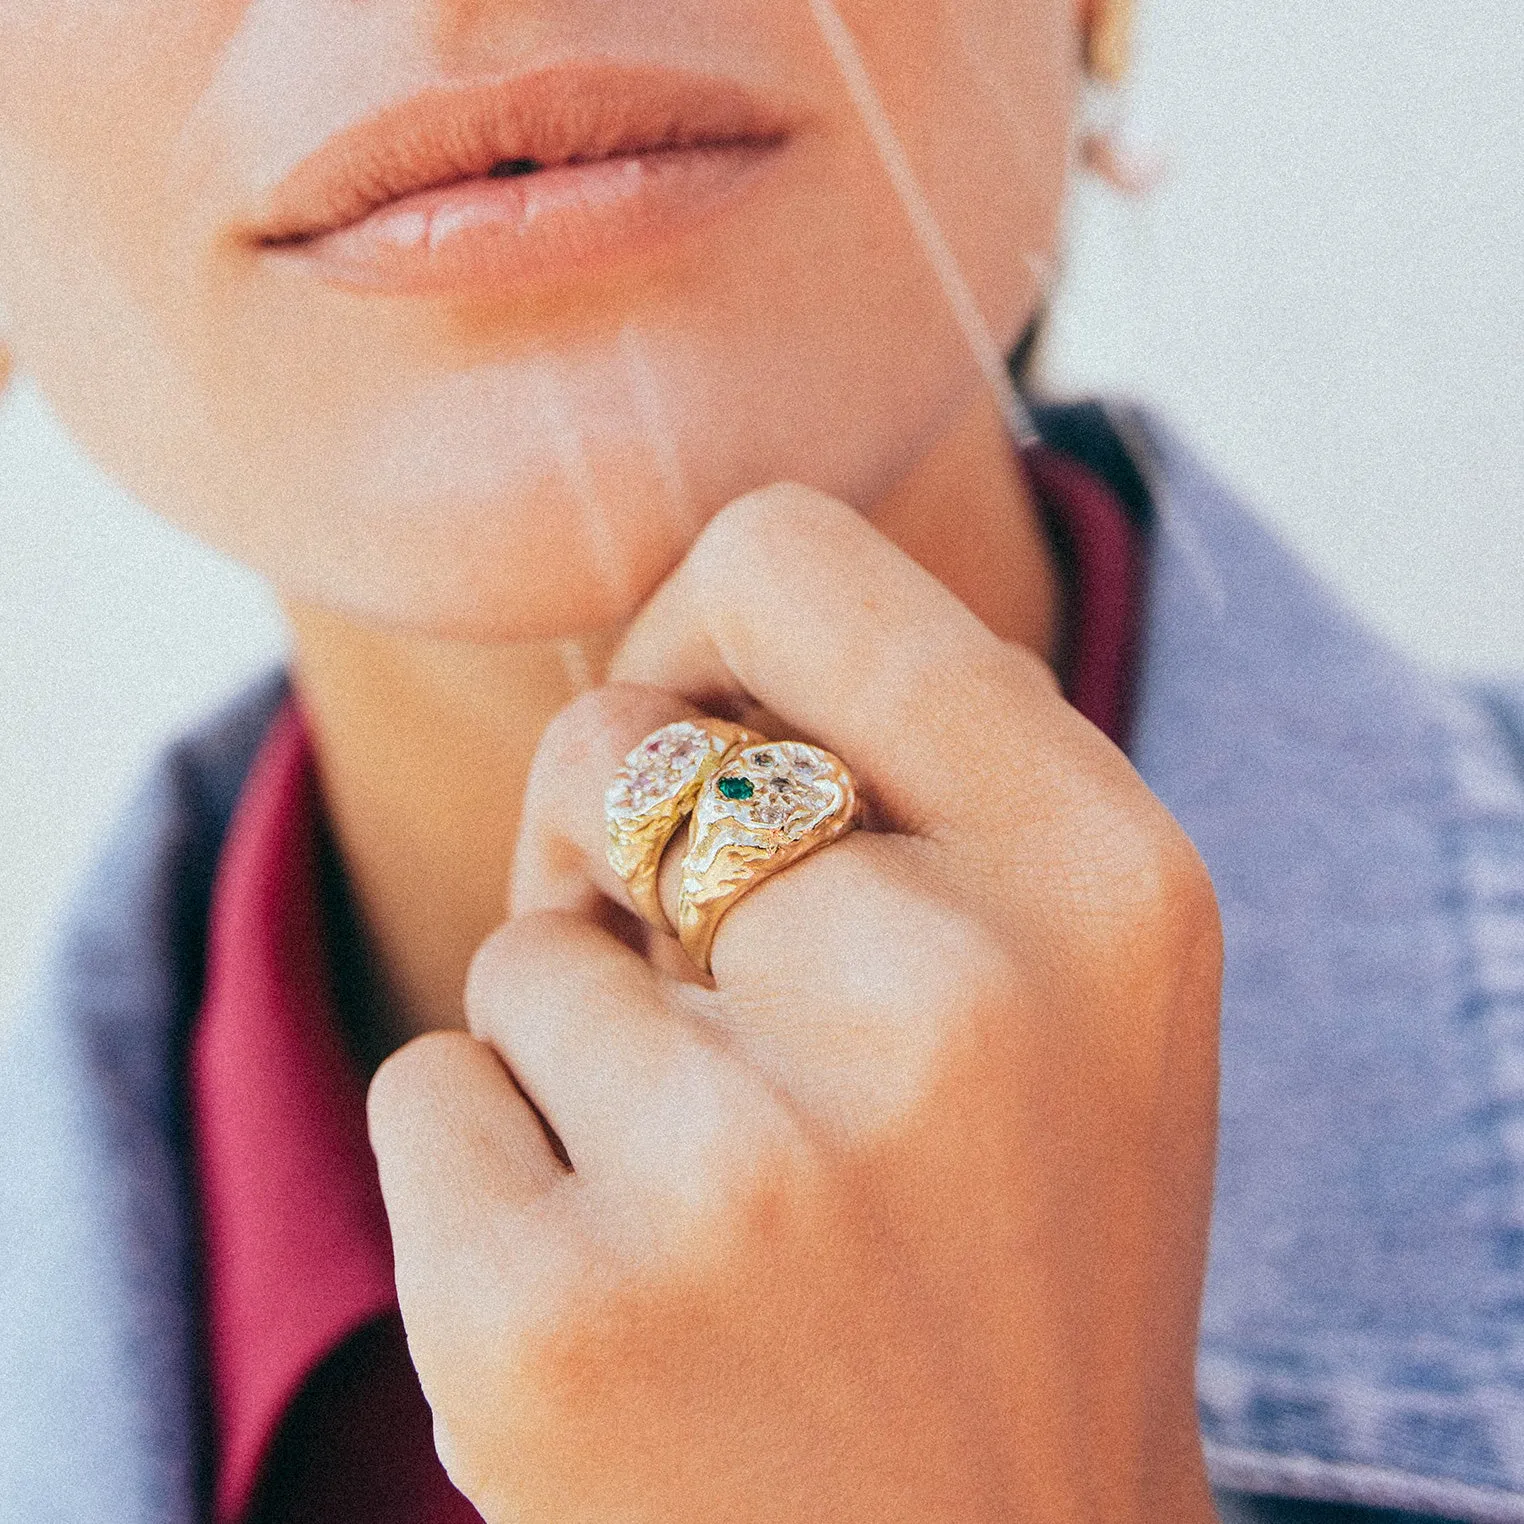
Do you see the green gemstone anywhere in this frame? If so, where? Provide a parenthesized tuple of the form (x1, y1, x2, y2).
(717, 776, 755, 801)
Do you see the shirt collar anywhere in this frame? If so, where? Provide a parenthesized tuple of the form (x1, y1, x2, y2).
(188, 701, 398, 1524)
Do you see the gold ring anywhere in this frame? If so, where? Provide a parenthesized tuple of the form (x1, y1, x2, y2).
(605, 719, 760, 932)
(677, 741, 861, 975)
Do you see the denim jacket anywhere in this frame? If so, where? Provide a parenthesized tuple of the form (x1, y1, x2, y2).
(3, 405, 1522, 1524)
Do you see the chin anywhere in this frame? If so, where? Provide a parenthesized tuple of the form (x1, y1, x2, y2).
(210, 326, 977, 644)
(264, 467, 705, 644)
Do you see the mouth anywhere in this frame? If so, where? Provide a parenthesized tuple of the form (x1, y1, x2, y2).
(247, 65, 796, 297)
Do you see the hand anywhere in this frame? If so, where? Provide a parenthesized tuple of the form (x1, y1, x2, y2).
(368, 485, 1222, 1523)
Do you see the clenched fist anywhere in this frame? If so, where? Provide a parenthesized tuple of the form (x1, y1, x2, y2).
(367, 485, 1222, 1523)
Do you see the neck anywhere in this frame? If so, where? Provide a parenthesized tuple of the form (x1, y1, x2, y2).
(285, 390, 1059, 1044)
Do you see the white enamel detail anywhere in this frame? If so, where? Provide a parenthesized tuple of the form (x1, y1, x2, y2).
(605, 721, 730, 820)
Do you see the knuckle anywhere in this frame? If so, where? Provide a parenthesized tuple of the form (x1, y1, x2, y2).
(719, 1124, 824, 1256)
(465, 916, 561, 1035)
(462, 921, 521, 1024)
(1063, 793, 1222, 968)
(367, 1029, 475, 1136)
(466, 915, 656, 1063)
(465, 912, 610, 1027)
(695, 482, 856, 585)
(892, 907, 1029, 1076)
(840, 623, 1034, 764)
(756, 848, 1029, 1123)
(1160, 832, 1221, 938)
(655, 1057, 790, 1185)
(1127, 813, 1219, 940)
(706, 1083, 813, 1195)
(536, 682, 676, 779)
(927, 906, 1028, 1015)
(856, 885, 1020, 1030)
(716, 480, 854, 547)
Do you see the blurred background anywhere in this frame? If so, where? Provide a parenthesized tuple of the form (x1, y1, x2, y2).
(2, 0, 1521, 1023)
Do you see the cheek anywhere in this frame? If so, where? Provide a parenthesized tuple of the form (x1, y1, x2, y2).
(0, 1, 239, 297)
(829, 0, 1076, 328)
(0, 0, 246, 524)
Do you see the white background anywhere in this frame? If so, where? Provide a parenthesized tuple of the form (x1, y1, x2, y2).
(2, 0, 1521, 1021)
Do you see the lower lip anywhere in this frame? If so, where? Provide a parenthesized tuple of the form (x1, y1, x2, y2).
(262, 139, 786, 297)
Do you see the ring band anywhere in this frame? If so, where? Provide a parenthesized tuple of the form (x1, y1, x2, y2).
(677, 741, 860, 975)
(605, 719, 759, 931)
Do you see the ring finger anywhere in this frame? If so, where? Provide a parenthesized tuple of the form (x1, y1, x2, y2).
(510, 682, 714, 936)
(512, 681, 933, 990)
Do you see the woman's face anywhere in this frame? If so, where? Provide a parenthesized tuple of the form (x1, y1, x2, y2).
(0, 0, 1077, 639)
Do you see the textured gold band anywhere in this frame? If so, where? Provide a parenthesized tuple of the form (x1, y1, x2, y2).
(605, 719, 759, 932)
(677, 741, 860, 975)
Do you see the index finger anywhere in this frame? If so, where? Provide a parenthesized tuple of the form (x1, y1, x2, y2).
(608, 483, 1124, 839)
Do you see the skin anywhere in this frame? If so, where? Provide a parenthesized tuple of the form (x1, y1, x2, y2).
(0, 0, 1222, 1517)
(376, 491, 1222, 1521)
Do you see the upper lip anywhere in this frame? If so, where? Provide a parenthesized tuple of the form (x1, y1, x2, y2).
(247, 64, 795, 247)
